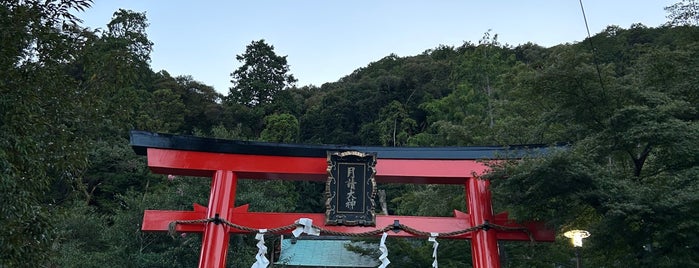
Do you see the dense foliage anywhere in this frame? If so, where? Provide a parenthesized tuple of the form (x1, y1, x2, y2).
(1, 1, 697, 267)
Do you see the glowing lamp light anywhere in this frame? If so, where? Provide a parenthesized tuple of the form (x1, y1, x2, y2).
(564, 230, 590, 247)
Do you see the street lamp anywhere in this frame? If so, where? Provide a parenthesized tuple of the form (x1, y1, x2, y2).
(564, 230, 590, 268)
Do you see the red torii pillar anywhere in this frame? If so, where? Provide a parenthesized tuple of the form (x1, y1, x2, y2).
(131, 131, 554, 268)
(468, 178, 499, 267)
(202, 170, 237, 267)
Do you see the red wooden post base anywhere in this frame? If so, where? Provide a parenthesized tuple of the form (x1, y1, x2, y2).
(133, 137, 554, 268)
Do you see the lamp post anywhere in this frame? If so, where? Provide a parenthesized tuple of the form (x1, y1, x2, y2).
(563, 230, 590, 268)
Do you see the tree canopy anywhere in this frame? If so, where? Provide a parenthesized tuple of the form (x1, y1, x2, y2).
(228, 39, 297, 107)
(1, 1, 698, 267)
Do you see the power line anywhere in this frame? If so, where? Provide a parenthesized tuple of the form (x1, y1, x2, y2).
(578, 0, 606, 91)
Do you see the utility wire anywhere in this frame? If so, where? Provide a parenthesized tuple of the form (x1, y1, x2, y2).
(579, 0, 606, 91)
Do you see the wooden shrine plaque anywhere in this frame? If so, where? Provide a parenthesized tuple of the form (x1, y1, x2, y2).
(325, 151, 377, 226)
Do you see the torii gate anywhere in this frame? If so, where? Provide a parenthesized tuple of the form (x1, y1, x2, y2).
(130, 131, 554, 268)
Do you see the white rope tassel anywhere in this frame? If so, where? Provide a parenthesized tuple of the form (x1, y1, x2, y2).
(429, 232, 439, 268)
(292, 218, 320, 237)
(378, 232, 390, 268)
(251, 229, 270, 268)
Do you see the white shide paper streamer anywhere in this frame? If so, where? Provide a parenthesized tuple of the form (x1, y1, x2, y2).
(378, 232, 390, 268)
(251, 229, 269, 268)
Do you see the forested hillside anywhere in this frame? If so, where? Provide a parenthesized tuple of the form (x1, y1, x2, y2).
(2, 0, 698, 267)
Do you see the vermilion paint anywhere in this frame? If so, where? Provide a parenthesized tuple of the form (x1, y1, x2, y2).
(139, 147, 553, 268)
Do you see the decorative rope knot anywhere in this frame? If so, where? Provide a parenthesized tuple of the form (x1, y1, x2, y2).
(481, 220, 491, 231)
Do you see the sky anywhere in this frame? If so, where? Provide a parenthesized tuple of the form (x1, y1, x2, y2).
(79, 1, 674, 94)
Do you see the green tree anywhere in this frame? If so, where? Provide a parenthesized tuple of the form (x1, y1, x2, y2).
(87, 9, 154, 134)
(259, 113, 300, 143)
(489, 31, 699, 267)
(665, 0, 699, 26)
(228, 39, 297, 107)
(373, 100, 417, 146)
(149, 72, 223, 134)
(106, 9, 152, 62)
(300, 91, 363, 144)
(0, 0, 94, 265)
(63, 8, 158, 217)
(137, 88, 186, 133)
(410, 84, 490, 146)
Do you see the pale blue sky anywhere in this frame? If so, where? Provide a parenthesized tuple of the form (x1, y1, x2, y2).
(80, 1, 673, 94)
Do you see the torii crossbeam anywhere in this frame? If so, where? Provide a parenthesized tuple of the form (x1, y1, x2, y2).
(130, 131, 555, 268)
